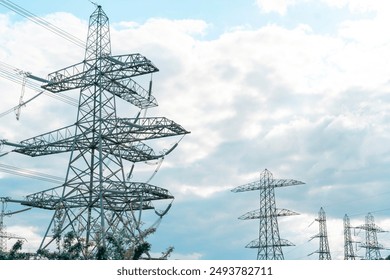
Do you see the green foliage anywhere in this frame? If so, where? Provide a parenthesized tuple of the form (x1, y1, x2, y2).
(96, 246, 107, 260)
(133, 242, 151, 260)
(3, 229, 172, 260)
(0, 240, 31, 260)
(37, 231, 83, 260)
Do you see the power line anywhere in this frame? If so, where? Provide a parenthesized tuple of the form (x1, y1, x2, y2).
(0, 61, 79, 110)
(0, 90, 44, 118)
(349, 208, 390, 218)
(0, 162, 64, 184)
(0, 0, 85, 48)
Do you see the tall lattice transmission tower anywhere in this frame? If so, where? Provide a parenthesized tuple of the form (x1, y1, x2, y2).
(356, 213, 387, 260)
(0, 6, 188, 258)
(309, 207, 332, 260)
(231, 169, 304, 260)
(344, 214, 358, 260)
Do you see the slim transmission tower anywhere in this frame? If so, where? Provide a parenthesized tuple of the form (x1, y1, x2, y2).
(309, 207, 331, 260)
(231, 169, 304, 260)
(0, 6, 188, 258)
(356, 213, 387, 260)
(344, 214, 358, 260)
(0, 197, 29, 252)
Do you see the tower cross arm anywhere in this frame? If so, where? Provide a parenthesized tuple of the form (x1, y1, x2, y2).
(114, 141, 160, 162)
(0, 232, 26, 240)
(16, 181, 173, 211)
(355, 224, 387, 233)
(245, 238, 295, 248)
(103, 53, 159, 78)
(3, 125, 76, 156)
(231, 178, 305, 192)
(103, 77, 158, 109)
(113, 117, 190, 141)
(359, 243, 386, 250)
(238, 208, 300, 220)
(4, 117, 188, 160)
(42, 61, 88, 93)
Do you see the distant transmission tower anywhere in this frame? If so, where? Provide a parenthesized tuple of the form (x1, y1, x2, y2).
(231, 169, 304, 260)
(0, 6, 188, 258)
(309, 207, 331, 260)
(344, 214, 358, 260)
(356, 213, 387, 260)
(0, 198, 29, 251)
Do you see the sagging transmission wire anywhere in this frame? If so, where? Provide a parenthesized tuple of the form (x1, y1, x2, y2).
(0, 90, 44, 118)
(0, 162, 64, 184)
(0, 61, 78, 118)
(0, 61, 78, 106)
(0, 0, 85, 48)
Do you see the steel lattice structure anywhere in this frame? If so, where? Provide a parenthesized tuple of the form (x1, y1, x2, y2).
(232, 169, 304, 260)
(0, 6, 188, 258)
(356, 213, 387, 260)
(343, 214, 358, 260)
(309, 207, 332, 260)
(0, 197, 29, 252)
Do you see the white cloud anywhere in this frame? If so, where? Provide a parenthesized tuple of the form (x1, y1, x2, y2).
(5, 225, 42, 253)
(256, 0, 390, 17)
(323, 0, 390, 14)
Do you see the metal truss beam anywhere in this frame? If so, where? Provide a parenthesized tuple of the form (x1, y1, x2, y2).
(239, 208, 299, 220)
(3, 117, 188, 161)
(246, 238, 295, 248)
(42, 54, 159, 109)
(231, 178, 304, 193)
(7, 182, 172, 211)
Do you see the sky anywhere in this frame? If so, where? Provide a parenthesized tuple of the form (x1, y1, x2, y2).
(1, 0, 390, 260)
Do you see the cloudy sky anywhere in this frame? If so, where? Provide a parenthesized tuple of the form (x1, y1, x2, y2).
(1, 0, 390, 260)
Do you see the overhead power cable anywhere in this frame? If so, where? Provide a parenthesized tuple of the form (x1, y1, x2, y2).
(0, 162, 64, 184)
(0, 0, 85, 48)
(0, 90, 44, 118)
(0, 61, 78, 110)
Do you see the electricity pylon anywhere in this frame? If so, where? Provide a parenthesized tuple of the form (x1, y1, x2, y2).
(309, 207, 331, 260)
(1, 6, 188, 258)
(344, 214, 358, 260)
(232, 169, 304, 260)
(356, 213, 387, 260)
(0, 197, 29, 252)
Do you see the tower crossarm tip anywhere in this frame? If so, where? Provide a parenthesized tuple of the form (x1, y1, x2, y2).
(103, 54, 159, 77)
(115, 117, 190, 140)
(11, 124, 76, 157)
(42, 61, 86, 92)
(103, 76, 158, 109)
(231, 180, 258, 192)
